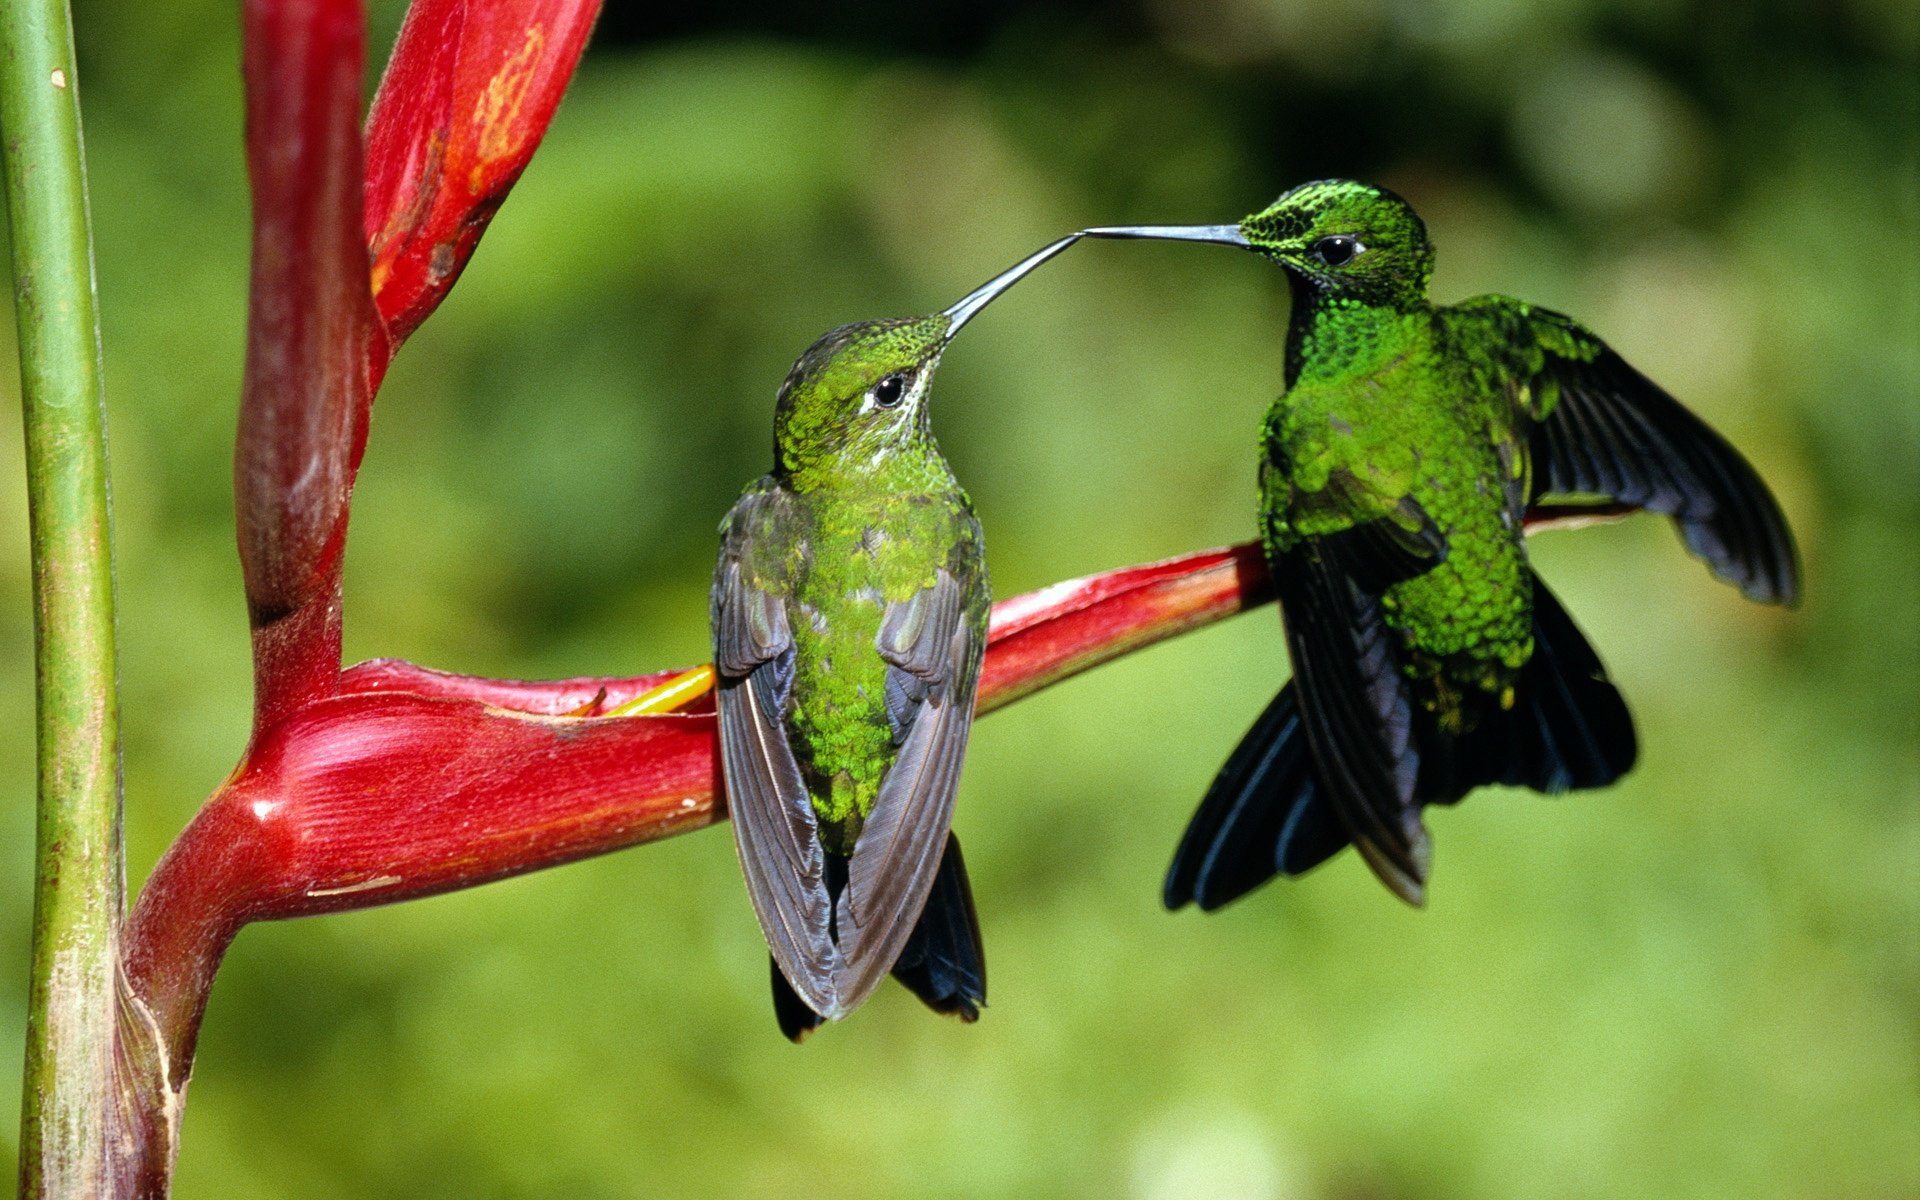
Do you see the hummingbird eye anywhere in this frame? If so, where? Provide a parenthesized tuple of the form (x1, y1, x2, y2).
(1312, 235, 1365, 268)
(871, 373, 909, 409)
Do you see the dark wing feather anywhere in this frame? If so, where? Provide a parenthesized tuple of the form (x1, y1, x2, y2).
(836, 569, 983, 1015)
(712, 481, 839, 1018)
(1274, 521, 1438, 906)
(1319, 474, 1450, 589)
(1517, 307, 1800, 605)
(1505, 576, 1638, 792)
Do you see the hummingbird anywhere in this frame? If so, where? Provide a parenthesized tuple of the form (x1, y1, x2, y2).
(1084, 180, 1799, 908)
(713, 236, 1077, 1040)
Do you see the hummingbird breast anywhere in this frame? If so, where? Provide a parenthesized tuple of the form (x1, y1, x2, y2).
(1266, 316, 1535, 730)
(782, 486, 984, 852)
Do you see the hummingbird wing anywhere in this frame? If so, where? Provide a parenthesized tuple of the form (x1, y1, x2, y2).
(712, 480, 839, 1018)
(833, 566, 985, 1015)
(1274, 508, 1446, 905)
(1460, 298, 1800, 605)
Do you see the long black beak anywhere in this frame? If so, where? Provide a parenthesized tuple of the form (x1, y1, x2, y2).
(1079, 223, 1251, 248)
(942, 234, 1082, 335)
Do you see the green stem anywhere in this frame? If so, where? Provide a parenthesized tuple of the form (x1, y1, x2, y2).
(1, 1, 125, 1196)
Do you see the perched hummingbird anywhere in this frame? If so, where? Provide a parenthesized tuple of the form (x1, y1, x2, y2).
(713, 237, 1076, 1040)
(1085, 180, 1799, 908)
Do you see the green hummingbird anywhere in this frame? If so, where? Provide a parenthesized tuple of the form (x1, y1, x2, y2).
(1084, 180, 1800, 908)
(713, 237, 1076, 1040)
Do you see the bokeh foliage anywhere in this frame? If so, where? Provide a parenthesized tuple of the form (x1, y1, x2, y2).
(2, 0, 1916, 1196)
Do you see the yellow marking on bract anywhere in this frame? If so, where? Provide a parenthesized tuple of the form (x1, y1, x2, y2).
(603, 665, 716, 718)
(468, 25, 546, 191)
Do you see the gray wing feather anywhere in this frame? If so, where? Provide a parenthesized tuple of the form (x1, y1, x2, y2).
(713, 561, 789, 679)
(834, 570, 982, 1013)
(876, 571, 964, 743)
(876, 574, 963, 687)
(712, 483, 839, 1017)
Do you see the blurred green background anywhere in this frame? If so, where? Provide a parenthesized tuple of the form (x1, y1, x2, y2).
(3, 0, 1917, 1196)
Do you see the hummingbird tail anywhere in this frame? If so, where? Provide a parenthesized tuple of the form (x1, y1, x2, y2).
(770, 956, 829, 1042)
(1163, 685, 1348, 911)
(767, 852, 850, 1043)
(1428, 574, 1638, 799)
(767, 838, 985, 1041)
(1164, 576, 1636, 913)
(890, 834, 986, 1022)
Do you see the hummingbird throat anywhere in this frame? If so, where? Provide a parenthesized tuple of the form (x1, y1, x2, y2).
(1284, 280, 1429, 389)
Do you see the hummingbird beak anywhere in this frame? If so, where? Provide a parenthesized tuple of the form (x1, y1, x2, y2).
(942, 234, 1081, 337)
(1078, 223, 1251, 249)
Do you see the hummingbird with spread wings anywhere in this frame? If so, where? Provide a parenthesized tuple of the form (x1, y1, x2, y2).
(713, 239, 1075, 1040)
(1085, 180, 1799, 908)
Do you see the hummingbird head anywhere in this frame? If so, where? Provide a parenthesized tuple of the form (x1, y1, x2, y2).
(772, 315, 949, 474)
(1082, 179, 1435, 308)
(771, 235, 1079, 476)
(1242, 180, 1434, 304)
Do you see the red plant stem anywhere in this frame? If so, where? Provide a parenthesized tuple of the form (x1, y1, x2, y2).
(980, 543, 1269, 708)
(235, 0, 382, 730)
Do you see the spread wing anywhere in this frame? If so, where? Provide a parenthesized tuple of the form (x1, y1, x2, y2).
(1472, 298, 1801, 605)
(833, 563, 986, 1016)
(711, 479, 838, 1017)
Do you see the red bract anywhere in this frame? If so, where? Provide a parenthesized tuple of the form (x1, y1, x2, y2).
(236, 0, 383, 728)
(365, 0, 602, 355)
(238, 0, 603, 733)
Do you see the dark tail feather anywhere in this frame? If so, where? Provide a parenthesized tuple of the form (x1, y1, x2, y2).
(771, 841, 982, 1040)
(889, 834, 986, 1022)
(1167, 577, 1635, 915)
(1164, 685, 1350, 912)
(1430, 575, 1637, 800)
(771, 957, 827, 1042)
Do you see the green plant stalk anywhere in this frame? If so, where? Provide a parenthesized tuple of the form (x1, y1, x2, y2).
(1, 0, 124, 1195)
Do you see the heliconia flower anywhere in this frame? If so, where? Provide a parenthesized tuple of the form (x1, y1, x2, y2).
(118, 0, 607, 1188)
(122, 544, 1267, 1076)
